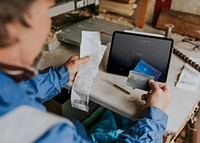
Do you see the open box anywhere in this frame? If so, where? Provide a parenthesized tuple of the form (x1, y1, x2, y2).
(44, 89, 100, 122)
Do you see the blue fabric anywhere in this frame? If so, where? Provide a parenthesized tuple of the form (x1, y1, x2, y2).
(118, 106, 168, 143)
(88, 109, 130, 143)
(69, 118, 89, 140)
(88, 107, 167, 143)
(19, 66, 69, 103)
(0, 65, 168, 143)
(0, 66, 90, 143)
(34, 123, 90, 143)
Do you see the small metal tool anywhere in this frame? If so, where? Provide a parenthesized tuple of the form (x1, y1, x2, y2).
(164, 24, 174, 38)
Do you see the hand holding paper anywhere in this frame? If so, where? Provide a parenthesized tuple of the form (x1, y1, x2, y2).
(66, 55, 90, 82)
(71, 31, 107, 112)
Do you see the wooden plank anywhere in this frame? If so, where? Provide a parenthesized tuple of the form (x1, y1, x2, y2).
(100, 0, 137, 10)
(100, 5, 135, 16)
(156, 8, 200, 39)
(114, 0, 136, 4)
(98, 12, 124, 22)
(134, 0, 150, 28)
(99, 8, 107, 13)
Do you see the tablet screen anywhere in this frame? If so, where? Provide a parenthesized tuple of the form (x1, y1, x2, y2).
(107, 31, 173, 82)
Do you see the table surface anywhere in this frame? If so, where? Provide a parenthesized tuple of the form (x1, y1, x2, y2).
(36, 25, 200, 138)
(90, 45, 200, 136)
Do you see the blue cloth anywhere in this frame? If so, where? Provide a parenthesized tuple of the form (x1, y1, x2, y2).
(88, 109, 130, 143)
(69, 118, 89, 140)
(118, 106, 168, 143)
(88, 107, 167, 143)
(0, 65, 90, 143)
(0, 65, 168, 143)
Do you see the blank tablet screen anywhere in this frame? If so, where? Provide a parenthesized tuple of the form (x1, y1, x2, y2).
(107, 31, 173, 82)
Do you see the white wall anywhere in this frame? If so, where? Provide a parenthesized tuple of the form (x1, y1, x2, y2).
(146, 0, 200, 24)
(171, 0, 200, 15)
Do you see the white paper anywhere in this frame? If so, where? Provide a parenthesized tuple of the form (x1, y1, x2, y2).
(71, 31, 107, 112)
(191, 57, 200, 64)
(176, 63, 200, 91)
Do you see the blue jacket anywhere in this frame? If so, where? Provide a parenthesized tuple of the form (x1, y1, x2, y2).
(0, 65, 168, 143)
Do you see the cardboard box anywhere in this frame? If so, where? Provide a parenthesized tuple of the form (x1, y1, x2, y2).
(44, 89, 100, 121)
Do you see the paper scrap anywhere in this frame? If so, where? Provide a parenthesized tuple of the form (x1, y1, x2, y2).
(176, 63, 200, 91)
(71, 31, 106, 112)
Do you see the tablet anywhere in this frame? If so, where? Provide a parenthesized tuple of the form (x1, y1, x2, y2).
(106, 31, 173, 82)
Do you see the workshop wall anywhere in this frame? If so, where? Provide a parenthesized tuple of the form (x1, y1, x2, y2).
(146, 0, 200, 24)
(171, 0, 200, 15)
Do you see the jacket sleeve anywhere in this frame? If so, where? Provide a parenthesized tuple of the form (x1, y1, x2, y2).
(34, 123, 92, 143)
(18, 65, 70, 103)
(118, 106, 168, 143)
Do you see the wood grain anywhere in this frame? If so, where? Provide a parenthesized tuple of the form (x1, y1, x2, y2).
(114, 0, 136, 4)
(100, 0, 136, 16)
(101, 0, 137, 10)
(156, 8, 200, 39)
(134, 0, 150, 28)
